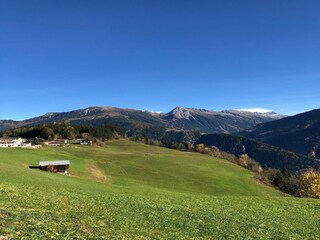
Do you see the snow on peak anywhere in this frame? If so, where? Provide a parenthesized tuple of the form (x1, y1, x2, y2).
(144, 110, 163, 114)
(236, 108, 273, 114)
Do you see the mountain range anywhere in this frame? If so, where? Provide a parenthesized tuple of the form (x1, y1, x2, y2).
(0, 106, 284, 134)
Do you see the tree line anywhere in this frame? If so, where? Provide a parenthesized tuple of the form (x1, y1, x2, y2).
(0, 122, 124, 141)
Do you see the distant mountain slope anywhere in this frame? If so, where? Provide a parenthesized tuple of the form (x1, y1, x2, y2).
(0, 120, 19, 130)
(0, 107, 167, 132)
(196, 133, 320, 172)
(241, 109, 320, 158)
(163, 107, 283, 133)
(0, 106, 284, 135)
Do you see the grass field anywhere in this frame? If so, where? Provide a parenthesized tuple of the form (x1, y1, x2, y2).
(0, 140, 319, 239)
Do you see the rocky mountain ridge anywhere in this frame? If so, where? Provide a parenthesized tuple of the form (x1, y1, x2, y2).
(162, 106, 283, 133)
(0, 106, 285, 134)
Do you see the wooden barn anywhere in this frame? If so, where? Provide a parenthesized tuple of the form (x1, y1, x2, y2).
(29, 160, 70, 174)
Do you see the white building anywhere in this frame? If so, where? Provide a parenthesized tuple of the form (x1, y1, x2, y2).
(43, 139, 67, 146)
(0, 137, 26, 147)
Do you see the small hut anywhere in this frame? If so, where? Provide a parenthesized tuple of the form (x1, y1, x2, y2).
(30, 160, 70, 174)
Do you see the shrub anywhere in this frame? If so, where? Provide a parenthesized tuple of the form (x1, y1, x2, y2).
(238, 154, 249, 168)
(296, 169, 320, 198)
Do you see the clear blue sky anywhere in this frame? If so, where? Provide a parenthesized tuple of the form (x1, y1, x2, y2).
(1, 0, 319, 120)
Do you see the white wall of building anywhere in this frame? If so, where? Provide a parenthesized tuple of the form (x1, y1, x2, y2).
(0, 138, 26, 147)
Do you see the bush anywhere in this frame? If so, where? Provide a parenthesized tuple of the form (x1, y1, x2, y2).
(238, 154, 249, 168)
(296, 169, 320, 198)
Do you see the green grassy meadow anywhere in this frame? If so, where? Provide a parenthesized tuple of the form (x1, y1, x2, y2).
(0, 140, 319, 239)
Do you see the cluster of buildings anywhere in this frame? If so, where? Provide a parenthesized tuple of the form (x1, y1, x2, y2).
(0, 137, 32, 148)
(43, 139, 92, 146)
(0, 137, 92, 148)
